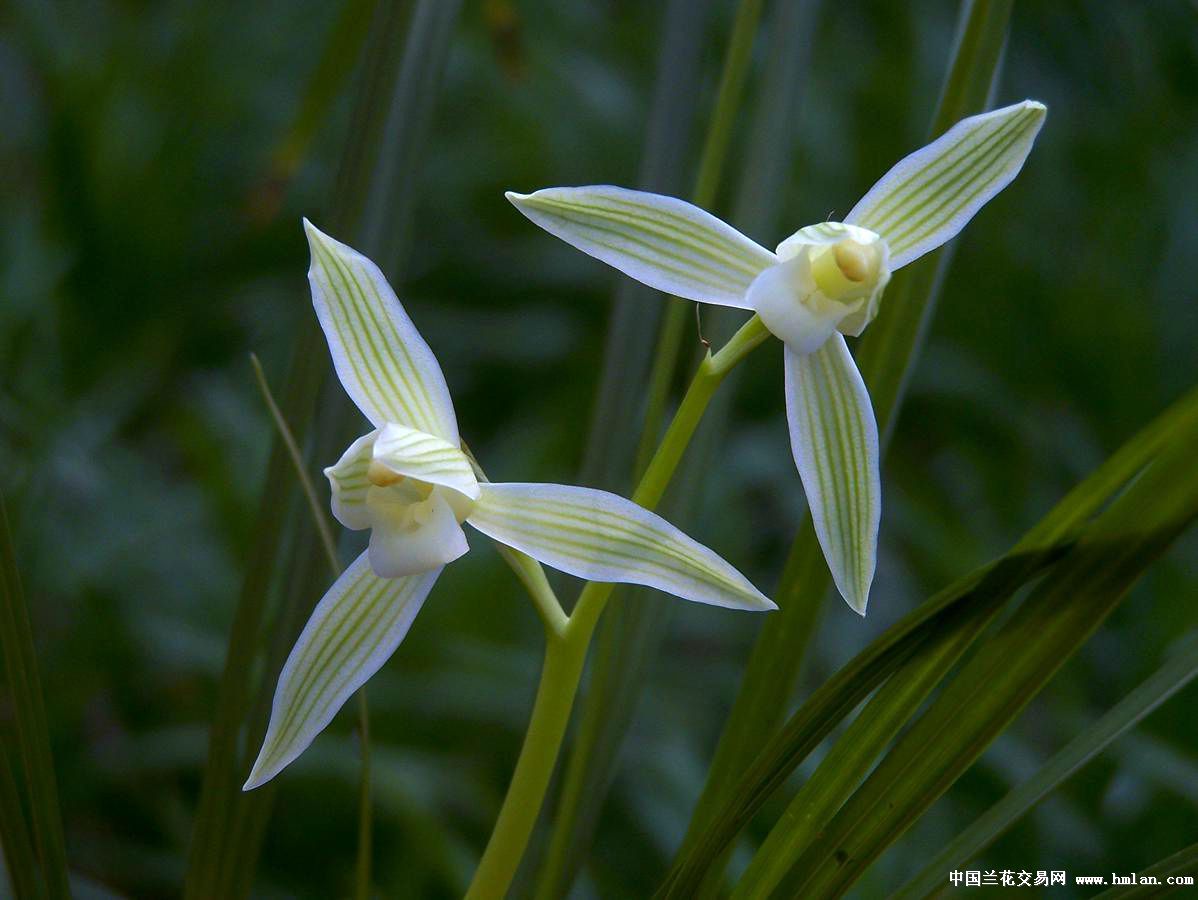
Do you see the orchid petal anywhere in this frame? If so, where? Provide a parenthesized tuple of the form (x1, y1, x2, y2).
(368, 490, 469, 579)
(784, 336, 880, 615)
(324, 430, 378, 530)
(244, 554, 440, 789)
(372, 423, 480, 501)
(466, 482, 774, 611)
(506, 185, 776, 309)
(305, 220, 460, 442)
(844, 100, 1046, 270)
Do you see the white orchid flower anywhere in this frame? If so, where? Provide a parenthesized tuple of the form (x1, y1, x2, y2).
(508, 100, 1046, 615)
(244, 222, 774, 790)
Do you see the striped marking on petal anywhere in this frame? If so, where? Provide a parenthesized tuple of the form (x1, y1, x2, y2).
(846, 101, 1046, 270)
(372, 423, 479, 501)
(784, 337, 880, 614)
(507, 186, 777, 309)
(467, 482, 774, 612)
(244, 554, 440, 789)
(305, 220, 460, 443)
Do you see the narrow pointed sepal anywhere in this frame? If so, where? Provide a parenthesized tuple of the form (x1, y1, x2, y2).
(466, 482, 774, 611)
(506, 186, 776, 309)
(783, 337, 880, 614)
(243, 553, 441, 789)
(845, 100, 1047, 270)
(304, 219, 460, 442)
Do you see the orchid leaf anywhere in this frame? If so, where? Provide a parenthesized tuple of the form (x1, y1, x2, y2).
(305, 219, 460, 442)
(244, 554, 440, 789)
(783, 337, 881, 613)
(466, 483, 775, 611)
(785, 408, 1198, 898)
(846, 100, 1046, 269)
(895, 637, 1198, 899)
(506, 186, 776, 309)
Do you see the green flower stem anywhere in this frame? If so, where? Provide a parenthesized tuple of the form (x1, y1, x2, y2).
(634, 0, 765, 474)
(465, 315, 771, 899)
(671, 3, 1017, 886)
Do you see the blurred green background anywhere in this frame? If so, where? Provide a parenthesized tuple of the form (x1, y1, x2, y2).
(1, 0, 1196, 896)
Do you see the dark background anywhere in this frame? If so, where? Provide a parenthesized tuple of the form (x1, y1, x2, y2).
(1, 1, 1196, 896)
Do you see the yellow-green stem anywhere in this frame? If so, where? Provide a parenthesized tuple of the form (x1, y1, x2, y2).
(464, 315, 771, 899)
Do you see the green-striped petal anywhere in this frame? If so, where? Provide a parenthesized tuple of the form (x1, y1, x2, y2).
(373, 423, 480, 501)
(244, 553, 441, 789)
(466, 482, 775, 612)
(324, 430, 377, 530)
(305, 220, 460, 443)
(784, 337, 880, 614)
(506, 186, 777, 309)
(844, 100, 1046, 270)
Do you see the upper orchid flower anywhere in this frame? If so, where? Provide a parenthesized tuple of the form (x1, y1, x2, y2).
(244, 222, 774, 790)
(508, 101, 1046, 615)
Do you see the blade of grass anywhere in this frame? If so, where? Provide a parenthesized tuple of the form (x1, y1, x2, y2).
(223, 4, 464, 896)
(537, 2, 819, 894)
(1092, 842, 1198, 899)
(0, 739, 42, 899)
(674, 0, 1016, 878)
(0, 492, 70, 899)
(786, 401, 1198, 898)
(221, 4, 464, 894)
(250, 353, 374, 900)
(632, 0, 764, 478)
(657, 382, 1198, 897)
(184, 2, 460, 896)
(895, 636, 1198, 899)
(263, 0, 379, 194)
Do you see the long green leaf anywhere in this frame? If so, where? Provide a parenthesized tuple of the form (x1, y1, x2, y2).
(785, 400, 1198, 898)
(1093, 842, 1198, 899)
(673, 0, 1016, 882)
(184, 2, 460, 896)
(895, 637, 1198, 899)
(0, 728, 42, 898)
(657, 382, 1198, 897)
(0, 492, 70, 899)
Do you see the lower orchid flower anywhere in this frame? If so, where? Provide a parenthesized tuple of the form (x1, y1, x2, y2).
(243, 222, 774, 790)
(507, 100, 1046, 615)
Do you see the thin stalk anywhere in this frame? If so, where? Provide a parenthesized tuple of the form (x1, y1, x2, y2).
(250, 353, 373, 900)
(0, 492, 70, 899)
(634, 0, 765, 473)
(542, 4, 821, 891)
(186, 1, 460, 895)
(466, 316, 772, 899)
(678, 0, 1015, 874)
(354, 691, 373, 900)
